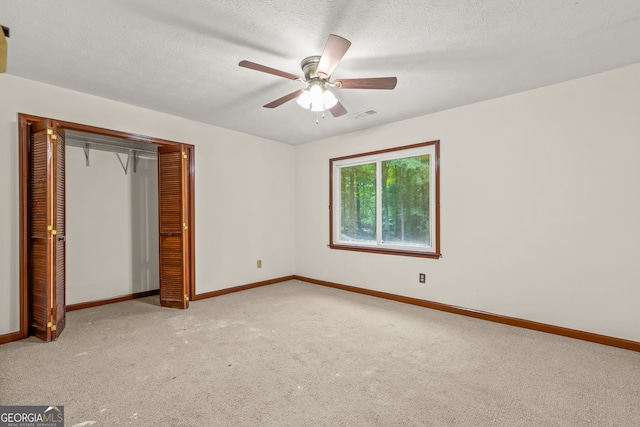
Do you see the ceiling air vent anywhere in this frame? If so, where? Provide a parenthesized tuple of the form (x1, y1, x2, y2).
(354, 110, 378, 119)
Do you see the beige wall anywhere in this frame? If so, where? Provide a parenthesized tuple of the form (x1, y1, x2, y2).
(0, 74, 296, 334)
(295, 63, 640, 342)
(2, 63, 639, 343)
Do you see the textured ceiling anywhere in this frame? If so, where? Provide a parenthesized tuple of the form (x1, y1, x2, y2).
(2, 1, 640, 145)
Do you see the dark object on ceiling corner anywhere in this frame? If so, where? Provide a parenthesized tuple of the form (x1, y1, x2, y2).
(1, 24, 7, 73)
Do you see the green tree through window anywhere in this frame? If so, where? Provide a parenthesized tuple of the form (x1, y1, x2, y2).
(340, 163, 376, 242)
(381, 155, 430, 246)
(330, 141, 440, 258)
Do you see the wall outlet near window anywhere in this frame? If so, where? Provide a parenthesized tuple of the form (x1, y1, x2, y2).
(419, 273, 426, 283)
(257, 259, 262, 268)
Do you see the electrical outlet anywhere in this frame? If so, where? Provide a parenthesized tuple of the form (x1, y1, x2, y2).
(257, 260, 262, 268)
(419, 273, 426, 283)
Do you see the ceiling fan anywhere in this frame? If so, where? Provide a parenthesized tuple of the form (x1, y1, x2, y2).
(239, 34, 397, 118)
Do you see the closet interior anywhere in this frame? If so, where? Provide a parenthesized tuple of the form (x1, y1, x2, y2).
(65, 130, 160, 305)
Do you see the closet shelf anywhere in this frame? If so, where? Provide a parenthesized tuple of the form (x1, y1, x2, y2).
(65, 130, 158, 174)
(65, 130, 158, 157)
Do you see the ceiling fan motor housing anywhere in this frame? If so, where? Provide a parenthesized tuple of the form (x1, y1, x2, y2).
(301, 55, 322, 82)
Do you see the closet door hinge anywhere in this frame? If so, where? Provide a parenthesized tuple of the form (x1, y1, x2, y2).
(184, 294, 189, 302)
(182, 152, 187, 159)
(183, 223, 188, 230)
(49, 315, 57, 331)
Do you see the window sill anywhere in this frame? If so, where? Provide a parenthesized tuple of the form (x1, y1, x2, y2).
(329, 244, 442, 259)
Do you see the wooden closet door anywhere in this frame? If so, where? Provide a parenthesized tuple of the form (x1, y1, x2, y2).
(158, 145, 190, 308)
(53, 124, 66, 337)
(29, 120, 66, 340)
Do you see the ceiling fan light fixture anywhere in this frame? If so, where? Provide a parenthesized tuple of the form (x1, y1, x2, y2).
(297, 83, 338, 112)
(296, 90, 312, 109)
(309, 83, 323, 105)
(322, 89, 338, 109)
(310, 100, 325, 112)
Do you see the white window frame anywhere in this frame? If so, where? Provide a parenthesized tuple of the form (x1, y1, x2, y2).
(330, 141, 441, 259)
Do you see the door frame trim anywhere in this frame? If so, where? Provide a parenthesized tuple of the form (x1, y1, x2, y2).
(18, 113, 196, 340)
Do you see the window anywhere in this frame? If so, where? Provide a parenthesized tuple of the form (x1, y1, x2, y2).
(330, 141, 440, 258)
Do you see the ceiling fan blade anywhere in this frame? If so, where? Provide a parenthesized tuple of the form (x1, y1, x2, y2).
(316, 34, 351, 79)
(239, 60, 302, 81)
(329, 102, 348, 117)
(334, 77, 397, 90)
(263, 89, 305, 108)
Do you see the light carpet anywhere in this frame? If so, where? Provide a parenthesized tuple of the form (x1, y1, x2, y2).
(1, 280, 639, 426)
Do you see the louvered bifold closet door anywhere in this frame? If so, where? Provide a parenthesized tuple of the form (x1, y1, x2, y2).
(158, 145, 190, 309)
(29, 121, 52, 341)
(53, 125, 66, 338)
(28, 120, 66, 340)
